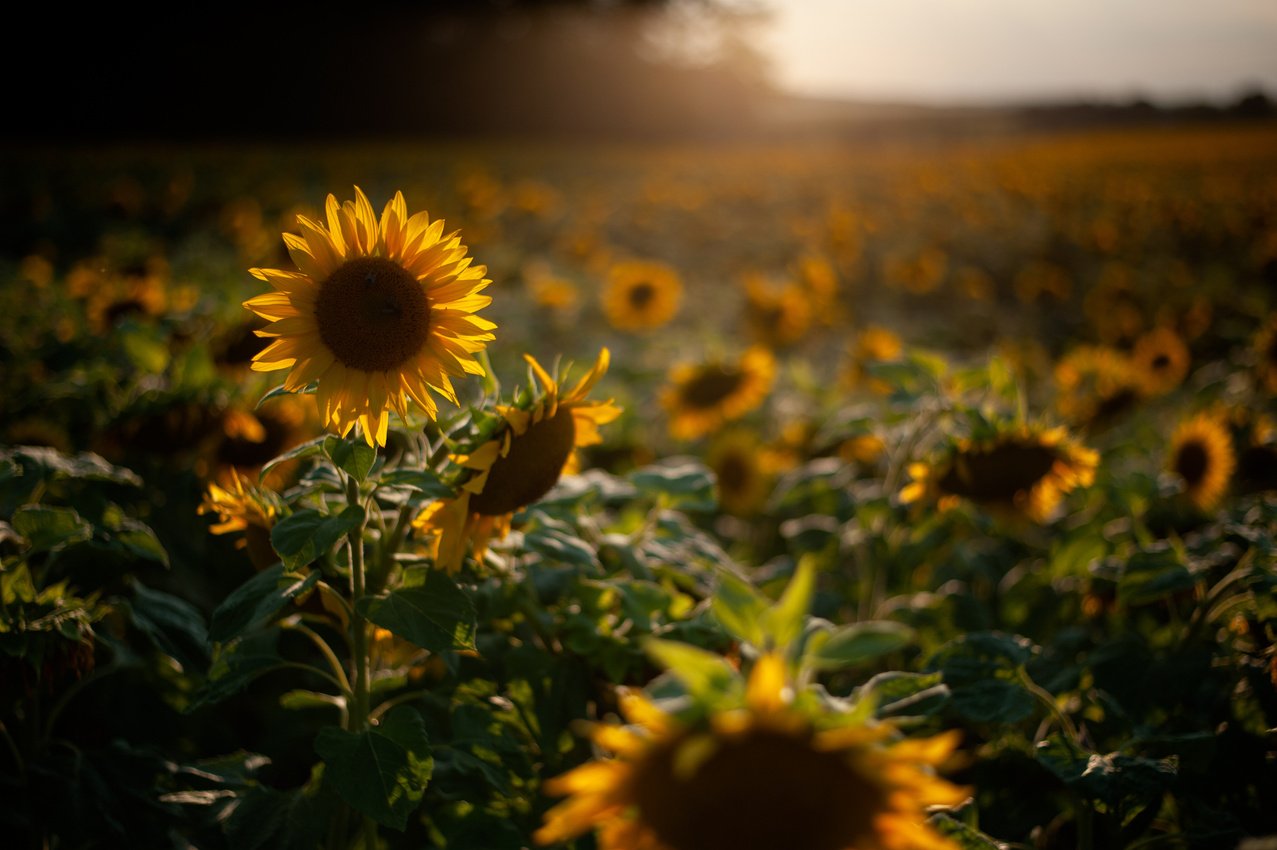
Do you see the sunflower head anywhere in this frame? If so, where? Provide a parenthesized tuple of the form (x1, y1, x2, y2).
(1167, 413, 1235, 512)
(661, 348, 775, 441)
(198, 471, 283, 570)
(706, 430, 794, 516)
(245, 186, 496, 447)
(741, 275, 813, 349)
(1131, 327, 1190, 396)
(1054, 345, 1141, 429)
(902, 421, 1098, 523)
(603, 260, 682, 332)
(414, 349, 620, 572)
(537, 653, 967, 850)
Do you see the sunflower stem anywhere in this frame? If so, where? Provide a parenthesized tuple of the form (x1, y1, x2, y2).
(345, 470, 377, 848)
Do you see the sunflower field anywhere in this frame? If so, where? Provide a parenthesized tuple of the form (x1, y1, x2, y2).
(2, 123, 1277, 850)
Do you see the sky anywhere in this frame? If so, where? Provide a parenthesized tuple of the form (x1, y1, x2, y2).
(757, 0, 1277, 104)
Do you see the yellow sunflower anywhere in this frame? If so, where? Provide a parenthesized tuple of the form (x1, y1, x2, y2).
(843, 326, 904, 395)
(741, 275, 813, 349)
(414, 349, 620, 572)
(901, 423, 1098, 523)
(661, 348, 775, 441)
(198, 471, 282, 570)
(1131, 327, 1190, 396)
(1253, 316, 1277, 394)
(244, 186, 496, 447)
(1053, 345, 1140, 428)
(602, 260, 682, 332)
(537, 654, 967, 850)
(706, 430, 794, 515)
(1167, 413, 1235, 512)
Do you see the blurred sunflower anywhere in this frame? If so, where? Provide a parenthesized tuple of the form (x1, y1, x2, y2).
(843, 326, 904, 394)
(198, 471, 282, 570)
(245, 186, 496, 447)
(741, 275, 813, 349)
(706, 430, 793, 515)
(209, 396, 318, 488)
(1253, 316, 1277, 394)
(1167, 413, 1234, 511)
(414, 349, 620, 572)
(1131, 327, 1190, 396)
(537, 654, 967, 850)
(661, 348, 775, 441)
(902, 423, 1098, 522)
(1054, 345, 1140, 428)
(85, 267, 168, 332)
(602, 260, 682, 332)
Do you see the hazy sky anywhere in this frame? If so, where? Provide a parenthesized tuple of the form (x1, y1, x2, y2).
(758, 0, 1277, 103)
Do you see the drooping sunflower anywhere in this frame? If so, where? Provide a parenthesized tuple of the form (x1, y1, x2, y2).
(602, 260, 682, 332)
(198, 471, 282, 570)
(901, 422, 1098, 523)
(1167, 413, 1235, 512)
(244, 186, 496, 447)
(414, 349, 620, 572)
(1131, 327, 1190, 396)
(661, 348, 775, 441)
(537, 654, 967, 850)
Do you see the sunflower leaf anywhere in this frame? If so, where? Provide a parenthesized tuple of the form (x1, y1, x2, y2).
(645, 638, 739, 701)
(810, 621, 914, 671)
(760, 556, 818, 650)
(207, 564, 319, 643)
(357, 568, 477, 652)
(270, 506, 365, 570)
(711, 571, 768, 647)
(323, 436, 378, 483)
(11, 505, 93, 553)
(315, 706, 433, 830)
(260, 436, 327, 480)
(189, 631, 286, 712)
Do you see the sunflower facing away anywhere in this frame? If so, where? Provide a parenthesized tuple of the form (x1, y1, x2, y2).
(198, 470, 282, 570)
(602, 260, 683, 332)
(1053, 345, 1140, 429)
(536, 653, 967, 850)
(244, 187, 496, 446)
(1167, 413, 1235, 511)
(661, 347, 775, 441)
(902, 422, 1098, 523)
(414, 349, 620, 572)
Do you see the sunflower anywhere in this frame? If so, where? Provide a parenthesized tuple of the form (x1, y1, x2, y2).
(741, 275, 813, 349)
(414, 349, 620, 572)
(901, 423, 1098, 522)
(1053, 345, 1140, 429)
(244, 186, 496, 447)
(537, 654, 967, 850)
(1167, 413, 1235, 511)
(1131, 327, 1190, 396)
(1253, 316, 1277, 394)
(198, 471, 282, 570)
(84, 266, 168, 332)
(661, 348, 775, 441)
(208, 396, 318, 489)
(602, 260, 682, 332)
(842, 326, 904, 395)
(706, 430, 794, 515)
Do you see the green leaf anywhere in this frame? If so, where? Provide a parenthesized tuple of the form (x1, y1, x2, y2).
(357, 568, 477, 652)
(324, 435, 378, 482)
(315, 706, 433, 830)
(860, 671, 949, 717)
(811, 621, 914, 670)
(523, 525, 598, 567)
(223, 784, 327, 850)
(948, 679, 1036, 724)
(630, 459, 717, 511)
(256, 382, 314, 409)
(0, 446, 142, 487)
(11, 505, 93, 553)
(711, 572, 768, 647)
(1118, 548, 1197, 606)
(269, 506, 365, 570)
(112, 518, 169, 567)
(189, 632, 285, 711)
(926, 813, 1000, 849)
(645, 638, 739, 700)
(761, 556, 817, 650)
(127, 582, 208, 670)
(279, 690, 345, 712)
(260, 435, 326, 480)
(207, 564, 319, 644)
(379, 469, 454, 500)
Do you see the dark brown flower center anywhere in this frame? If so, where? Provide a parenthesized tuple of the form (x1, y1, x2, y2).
(715, 450, 753, 493)
(629, 728, 884, 850)
(1174, 440, 1209, 488)
(315, 256, 430, 372)
(1151, 353, 1171, 372)
(938, 439, 1060, 503)
(468, 409, 577, 516)
(680, 366, 745, 410)
(628, 282, 657, 310)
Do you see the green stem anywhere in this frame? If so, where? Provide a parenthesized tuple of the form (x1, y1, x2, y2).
(345, 471, 376, 848)
(280, 618, 353, 700)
